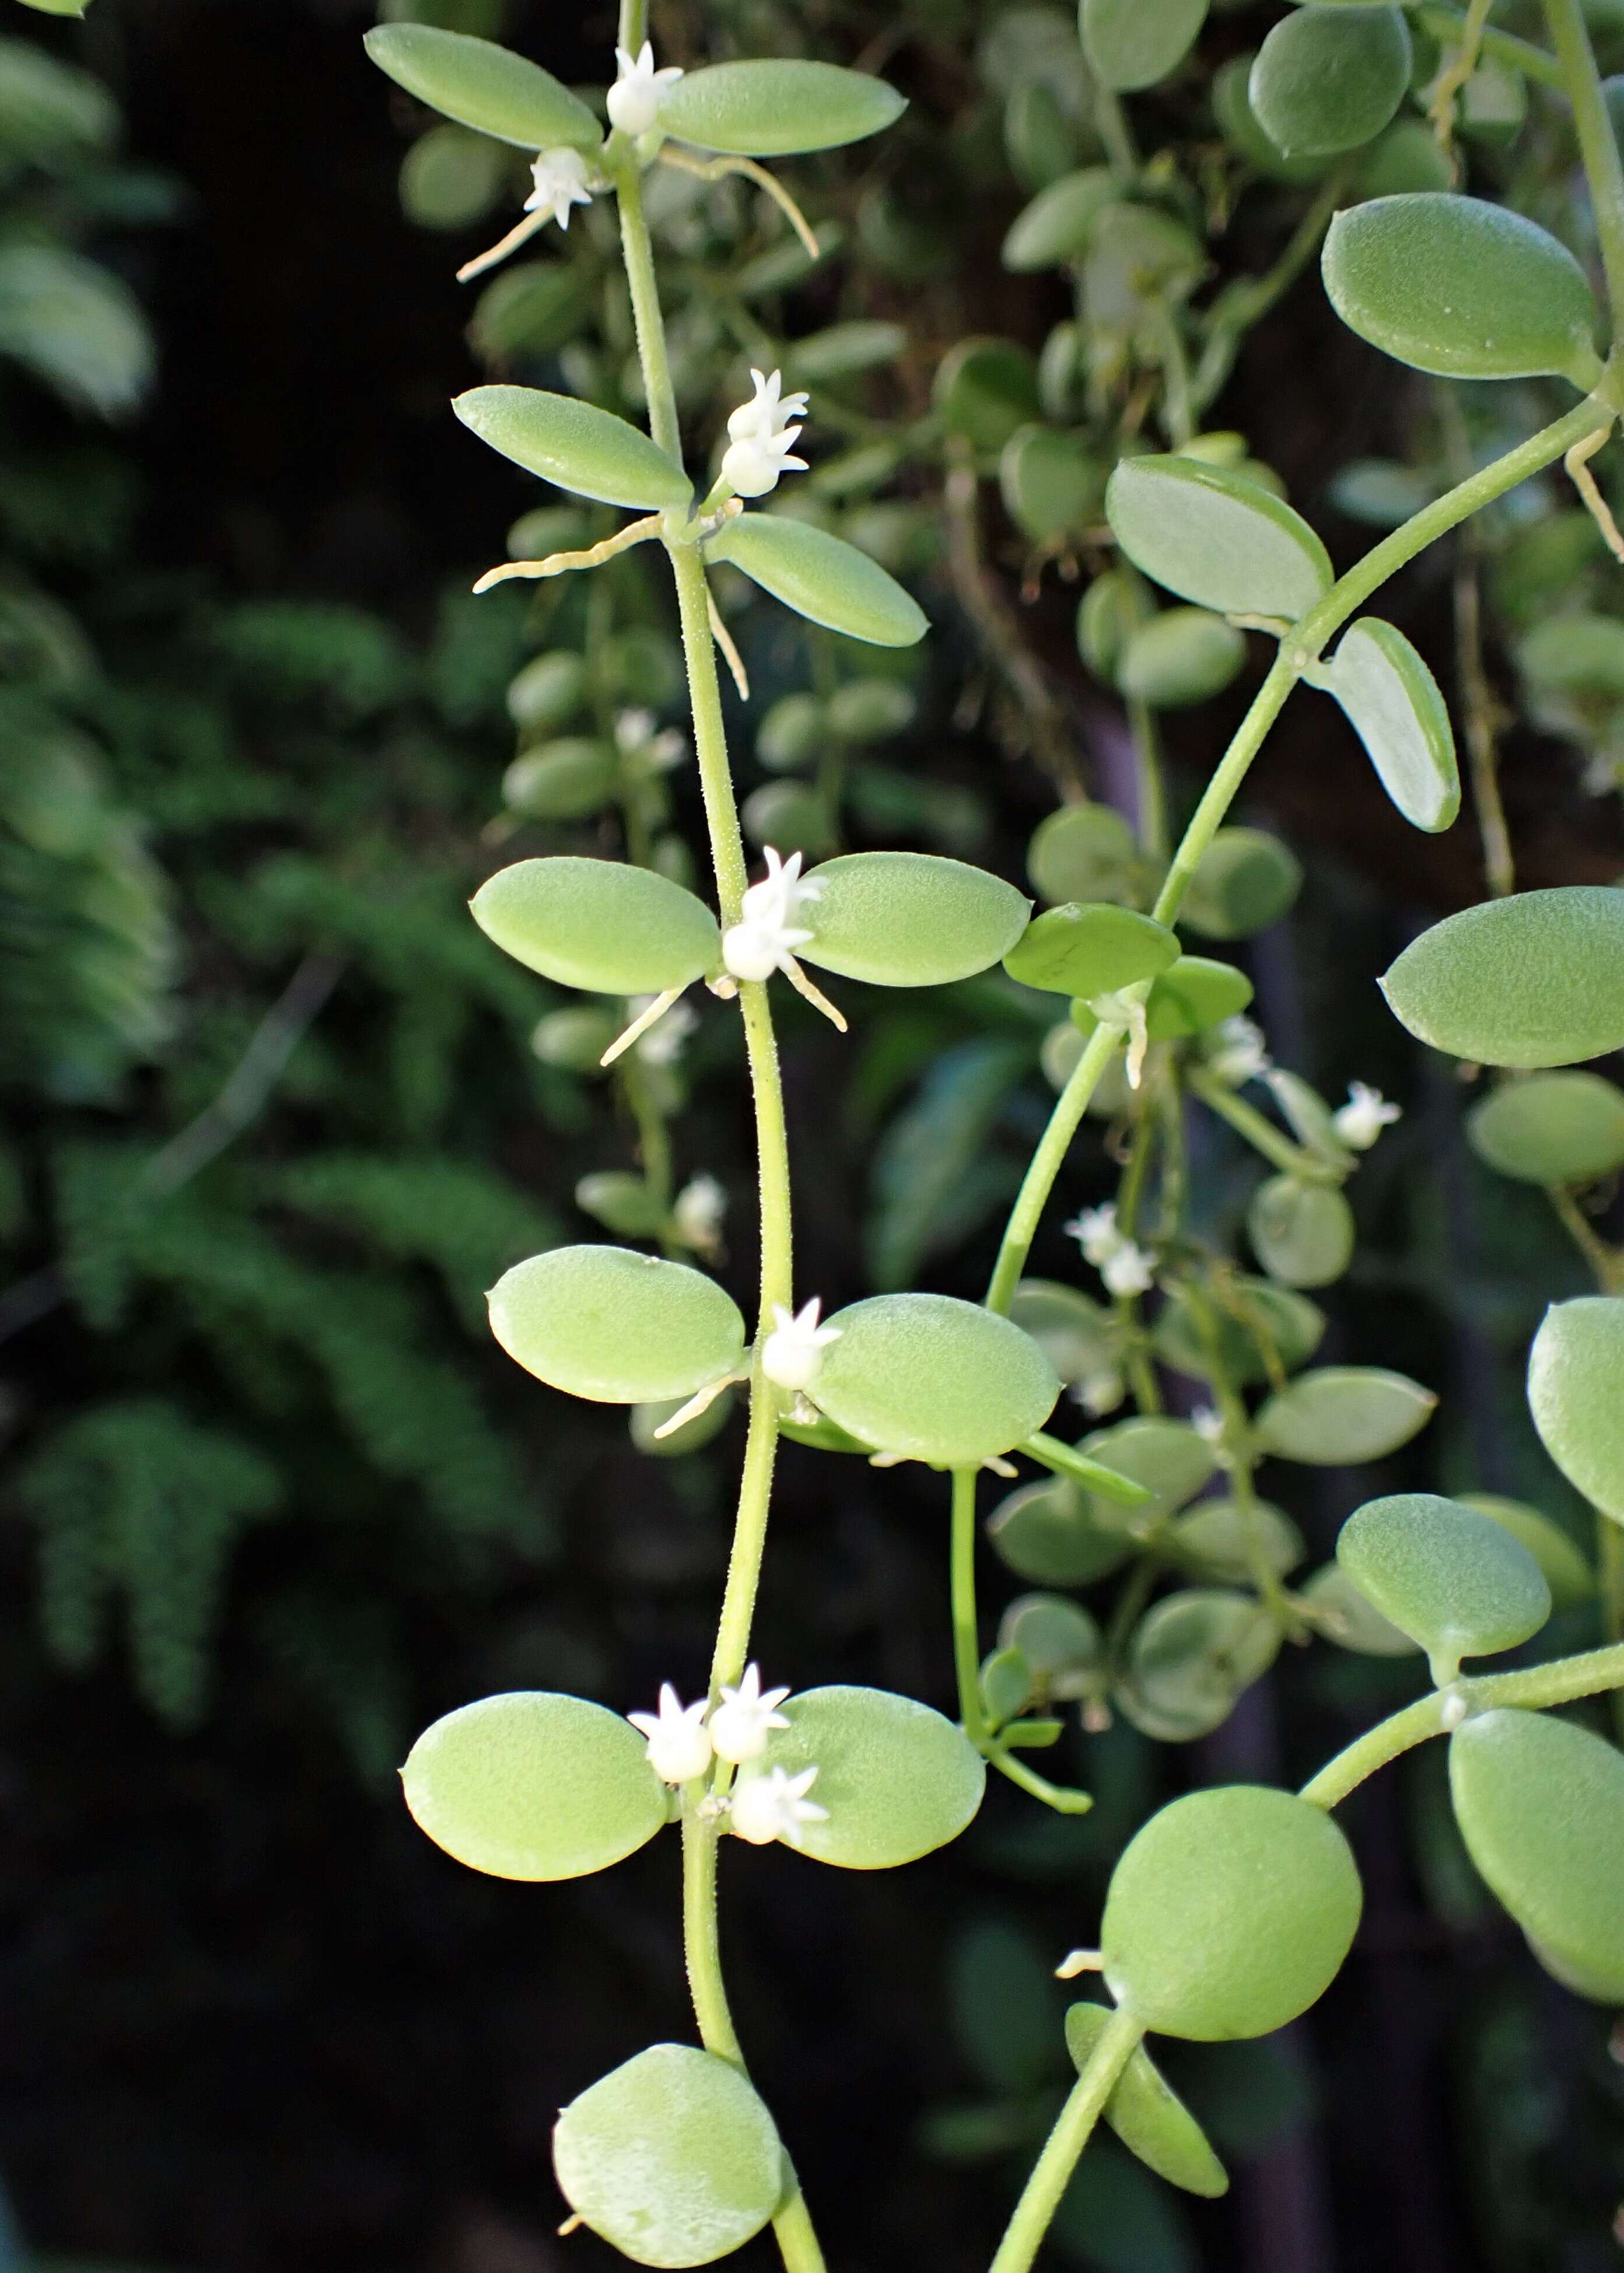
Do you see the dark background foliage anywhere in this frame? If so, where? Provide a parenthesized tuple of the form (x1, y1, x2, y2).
(1, 4, 1622, 2272)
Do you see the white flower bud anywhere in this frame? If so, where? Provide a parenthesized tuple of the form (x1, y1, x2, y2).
(708, 1663, 792, 1764)
(627, 1683, 713, 1785)
(729, 1763, 828, 1848)
(761, 1297, 841, 1392)
(1332, 1081, 1402, 1150)
(606, 41, 683, 137)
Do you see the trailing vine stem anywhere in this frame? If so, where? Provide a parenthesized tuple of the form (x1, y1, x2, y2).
(612, 99, 824, 2273)
(986, 2006, 1144, 2273)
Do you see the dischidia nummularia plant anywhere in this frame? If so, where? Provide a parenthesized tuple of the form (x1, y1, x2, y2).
(366, 5, 1624, 2268)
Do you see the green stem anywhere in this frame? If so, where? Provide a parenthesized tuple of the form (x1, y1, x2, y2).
(1093, 81, 1138, 184)
(1418, 6, 1563, 88)
(951, 1466, 988, 1739)
(1548, 1182, 1622, 1291)
(988, 2008, 1144, 2273)
(620, 1053, 673, 1209)
(615, 162, 683, 465)
(1545, 0, 1624, 330)
(1150, 650, 1297, 927)
(1186, 1064, 1343, 1184)
(985, 1022, 1124, 1314)
(1125, 697, 1168, 863)
(617, 0, 648, 58)
(1192, 172, 1346, 417)
(1300, 1640, 1624, 1808)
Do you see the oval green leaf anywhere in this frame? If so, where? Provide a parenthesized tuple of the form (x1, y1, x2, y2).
(1322, 194, 1602, 387)
(554, 2044, 783, 2267)
(1118, 1589, 1280, 1742)
(1028, 803, 1149, 907)
(1248, 1175, 1356, 1289)
(933, 338, 1041, 453)
(1169, 1496, 1305, 1586)
(1298, 1560, 1421, 1656)
(503, 736, 617, 821)
(799, 851, 1030, 986)
(1065, 2004, 1229, 2197)
(402, 1690, 666, 1879)
(1102, 1787, 1362, 2039)
(1152, 1278, 1325, 1388)
(1324, 617, 1460, 832)
(988, 1476, 1132, 1586)
(1106, 455, 1333, 621)
(1119, 608, 1245, 709)
(455, 386, 692, 510)
(1082, 0, 1209, 92)
(812, 1293, 1059, 1466)
(1077, 1416, 1219, 1529)
(1467, 1072, 1624, 1186)
(1181, 827, 1303, 940)
(999, 425, 1104, 541)
(998, 1593, 1101, 1701)
(1249, 5, 1410, 158)
(363, 25, 601, 151)
(1528, 1296, 1624, 1523)
(706, 514, 927, 647)
(658, 59, 905, 156)
(1004, 901, 1179, 997)
(1002, 166, 1118, 269)
(1380, 887, 1624, 1067)
(1450, 1708, 1624, 2003)
(759, 1685, 986, 1867)
(471, 856, 720, 994)
(489, 1244, 746, 1403)
(1458, 1494, 1595, 1612)
(1255, 1365, 1436, 1464)
(1336, 1493, 1550, 1683)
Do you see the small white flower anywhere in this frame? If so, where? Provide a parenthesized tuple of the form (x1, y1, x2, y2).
(727, 367, 810, 445)
(615, 708, 686, 770)
(761, 1296, 841, 1392)
(634, 995, 697, 1067)
(673, 1172, 727, 1250)
(523, 146, 595, 230)
(1205, 1015, 1269, 1087)
(628, 1683, 713, 1785)
(606, 40, 683, 137)
(719, 426, 808, 500)
(1332, 1080, 1402, 1151)
(723, 848, 822, 982)
(1074, 1366, 1125, 1417)
(1191, 1405, 1226, 1444)
(1064, 1203, 1121, 1269)
(1100, 1241, 1156, 1298)
(729, 1763, 828, 1848)
(708, 1662, 792, 1764)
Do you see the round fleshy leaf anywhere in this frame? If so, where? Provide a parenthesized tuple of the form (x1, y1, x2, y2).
(998, 1593, 1101, 1701)
(471, 857, 720, 994)
(509, 649, 589, 732)
(631, 1388, 735, 1459)
(1117, 1589, 1280, 1742)
(799, 852, 1030, 986)
(1106, 455, 1332, 621)
(554, 2044, 783, 2267)
(1152, 1278, 1325, 1388)
(1322, 195, 1602, 387)
(1467, 1073, 1624, 1186)
(1528, 1297, 1624, 1523)
(1102, 1787, 1362, 2040)
(1458, 1495, 1594, 1612)
(760, 1685, 985, 1867)
(933, 338, 1041, 453)
(1519, 610, 1624, 702)
(657, 59, 905, 156)
(979, 1645, 1035, 1729)
(1180, 828, 1303, 940)
(1168, 1497, 1305, 1586)
(489, 1245, 746, 1404)
(1065, 2005, 1228, 2197)
(1248, 6, 1410, 158)
(1298, 1561, 1420, 1656)
(812, 1293, 1059, 1466)
(503, 737, 617, 821)
(1255, 1365, 1436, 1464)
(1076, 1417, 1219, 1531)
(1003, 902, 1178, 997)
(1324, 618, 1460, 832)
(402, 1691, 666, 1880)
(999, 425, 1104, 541)
(455, 387, 691, 511)
(1212, 54, 1330, 185)
(1085, 203, 1205, 328)
(1028, 803, 1149, 907)
(1356, 116, 1456, 197)
(706, 516, 926, 647)
(783, 323, 908, 384)
(1133, 956, 1254, 1039)
(363, 26, 601, 151)
(1008, 1279, 1116, 1386)
(1002, 166, 1118, 269)
(1082, 0, 1209, 92)
(1336, 1493, 1550, 1683)
(1118, 608, 1245, 709)
(988, 1476, 1132, 1587)
(1380, 888, 1624, 1068)
(1247, 1176, 1355, 1289)
(1449, 1708, 1624, 2004)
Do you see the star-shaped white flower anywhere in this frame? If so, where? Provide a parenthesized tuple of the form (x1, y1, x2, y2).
(708, 1663, 791, 1764)
(729, 1763, 828, 1848)
(1204, 1014, 1269, 1087)
(523, 146, 595, 229)
(761, 1296, 841, 1392)
(1332, 1080, 1402, 1151)
(615, 708, 686, 770)
(727, 367, 810, 445)
(606, 40, 683, 137)
(1100, 1241, 1156, 1298)
(673, 1172, 727, 1251)
(1065, 1203, 1121, 1269)
(720, 425, 808, 500)
(627, 1683, 713, 1785)
(723, 847, 822, 982)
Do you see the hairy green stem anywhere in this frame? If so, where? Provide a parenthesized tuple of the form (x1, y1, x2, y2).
(951, 1466, 988, 1739)
(617, 0, 648, 61)
(1186, 1064, 1342, 1184)
(615, 162, 683, 465)
(989, 2007, 1144, 2273)
(1545, 0, 1624, 328)
(986, 1022, 1123, 1314)
(1126, 696, 1168, 863)
(1300, 1641, 1624, 1808)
